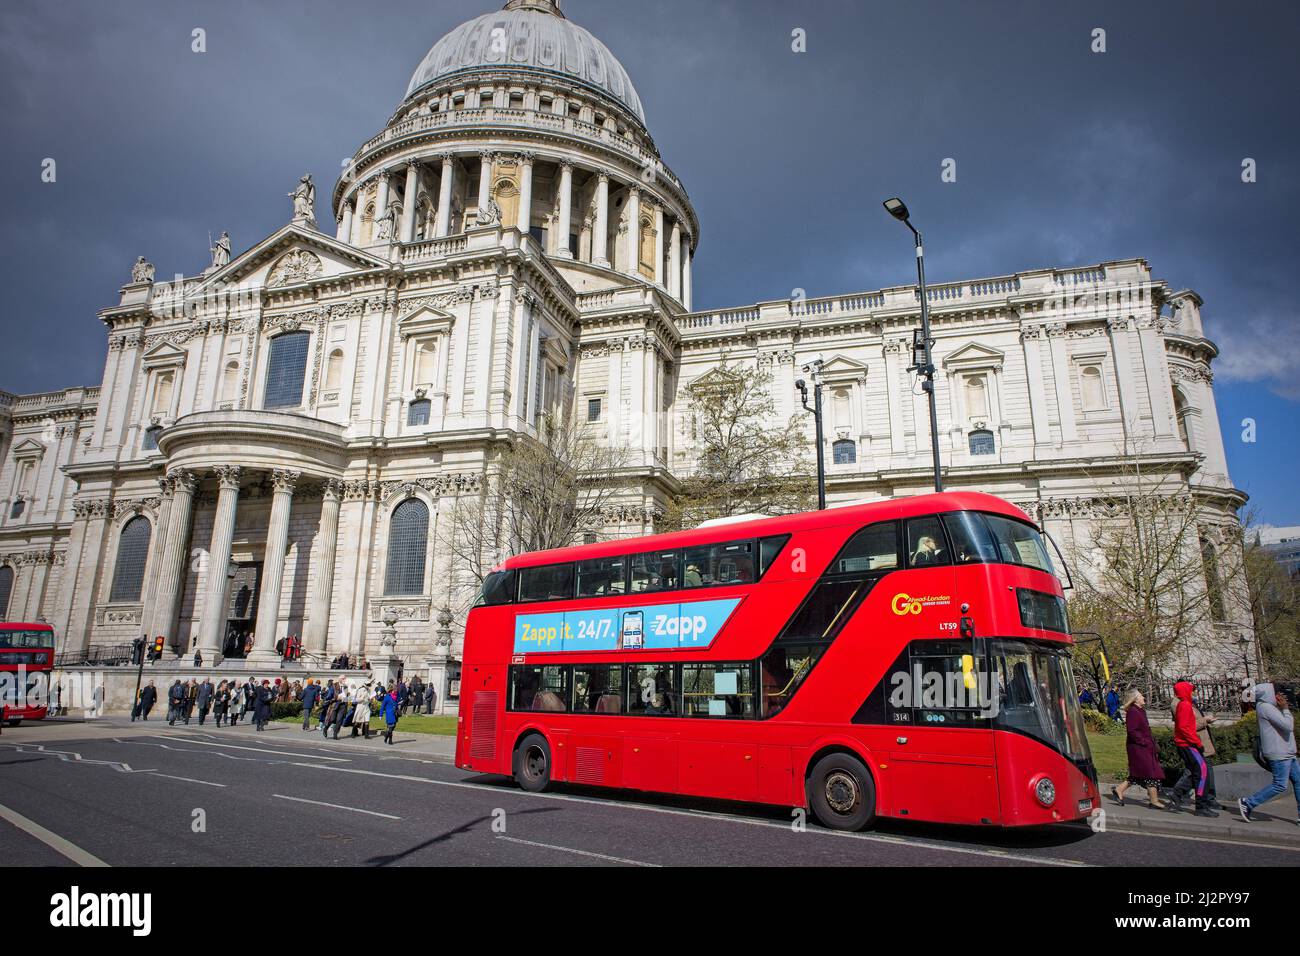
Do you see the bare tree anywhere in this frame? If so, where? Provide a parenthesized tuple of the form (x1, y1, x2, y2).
(662, 358, 813, 531)
(1066, 455, 1247, 685)
(438, 405, 628, 618)
(1242, 523, 1300, 680)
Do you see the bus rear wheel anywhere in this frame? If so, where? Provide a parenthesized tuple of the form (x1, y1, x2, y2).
(807, 752, 876, 831)
(513, 733, 552, 793)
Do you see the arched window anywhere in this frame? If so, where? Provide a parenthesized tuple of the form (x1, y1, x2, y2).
(407, 398, 431, 426)
(325, 349, 344, 390)
(1080, 364, 1106, 410)
(969, 429, 996, 456)
(384, 498, 429, 595)
(0, 565, 13, 619)
(263, 331, 311, 409)
(1173, 387, 1191, 448)
(964, 375, 989, 419)
(833, 439, 857, 465)
(110, 515, 152, 603)
(219, 361, 239, 404)
(1201, 537, 1226, 623)
(9, 499, 25, 519)
(832, 387, 851, 431)
(142, 424, 163, 452)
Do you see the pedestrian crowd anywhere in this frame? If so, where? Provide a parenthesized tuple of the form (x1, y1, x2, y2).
(1103, 676, 1298, 826)
(130, 672, 440, 747)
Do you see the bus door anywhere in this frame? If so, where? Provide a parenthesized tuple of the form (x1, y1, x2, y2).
(882, 640, 1001, 825)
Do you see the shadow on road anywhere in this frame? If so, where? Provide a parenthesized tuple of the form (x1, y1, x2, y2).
(364, 806, 560, 866)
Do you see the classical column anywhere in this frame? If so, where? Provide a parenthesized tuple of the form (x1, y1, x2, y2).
(593, 172, 610, 267)
(653, 203, 665, 287)
(669, 220, 682, 298)
(336, 206, 351, 243)
(374, 173, 391, 235)
(682, 237, 693, 310)
(435, 155, 454, 237)
(304, 478, 343, 657)
(400, 162, 420, 243)
(251, 469, 298, 659)
(196, 466, 240, 661)
(517, 152, 534, 234)
(555, 161, 574, 257)
(625, 186, 641, 274)
(150, 469, 198, 653)
(477, 152, 494, 212)
(349, 191, 364, 246)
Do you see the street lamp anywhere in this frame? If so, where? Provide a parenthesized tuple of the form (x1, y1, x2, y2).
(795, 356, 826, 510)
(883, 197, 943, 493)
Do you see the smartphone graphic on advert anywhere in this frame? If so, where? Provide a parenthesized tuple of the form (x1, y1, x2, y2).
(619, 610, 644, 649)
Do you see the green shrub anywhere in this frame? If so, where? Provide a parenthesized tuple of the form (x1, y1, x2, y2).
(271, 701, 303, 720)
(1081, 707, 1120, 735)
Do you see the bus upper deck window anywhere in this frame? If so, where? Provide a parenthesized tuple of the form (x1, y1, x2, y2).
(476, 569, 516, 606)
(941, 512, 999, 564)
(831, 521, 899, 575)
(631, 551, 679, 592)
(906, 516, 950, 568)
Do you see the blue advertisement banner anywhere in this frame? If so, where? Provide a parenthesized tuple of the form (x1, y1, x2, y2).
(514, 598, 741, 654)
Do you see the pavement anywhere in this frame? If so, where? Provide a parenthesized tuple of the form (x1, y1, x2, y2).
(1, 716, 1297, 866)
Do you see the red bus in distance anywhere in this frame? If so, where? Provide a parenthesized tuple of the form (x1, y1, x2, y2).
(456, 491, 1097, 830)
(0, 622, 55, 726)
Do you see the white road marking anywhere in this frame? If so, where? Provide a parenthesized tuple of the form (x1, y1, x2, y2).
(280, 759, 1089, 866)
(148, 772, 226, 787)
(0, 801, 109, 867)
(495, 835, 659, 866)
(271, 794, 401, 819)
(1, 742, 152, 774)
(143, 735, 350, 762)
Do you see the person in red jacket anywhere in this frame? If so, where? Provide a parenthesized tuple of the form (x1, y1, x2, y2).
(1168, 680, 1219, 817)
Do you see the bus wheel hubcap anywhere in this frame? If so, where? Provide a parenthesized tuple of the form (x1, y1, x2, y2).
(825, 771, 859, 814)
(526, 748, 545, 778)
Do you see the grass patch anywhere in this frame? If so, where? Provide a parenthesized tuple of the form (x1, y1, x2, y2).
(1086, 730, 1129, 781)
(276, 712, 457, 736)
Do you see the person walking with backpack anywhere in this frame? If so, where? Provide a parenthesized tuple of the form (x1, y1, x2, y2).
(1167, 680, 1219, 817)
(1239, 683, 1299, 824)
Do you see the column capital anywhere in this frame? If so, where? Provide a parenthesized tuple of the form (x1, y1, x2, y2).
(156, 475, 175, 498)
(517, 151, 536, 165)
(213, 465, 242, 491)
(435, 151, 454, 166)
(558, 158, 575, 171)
(479, 150, 496, 161)
(270, 469, 300, 494)
(168, 468, 198, 494)
(405, 159, 420, 172)
(323, 477, 345, 501)
(596, 170, 609, 184)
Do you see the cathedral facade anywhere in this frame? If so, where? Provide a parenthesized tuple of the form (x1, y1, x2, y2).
(0, 0, 1250, 701)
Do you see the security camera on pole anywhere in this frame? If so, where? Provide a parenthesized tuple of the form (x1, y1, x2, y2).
(883, 197, 943, 493)
(795, 355, 827, 510)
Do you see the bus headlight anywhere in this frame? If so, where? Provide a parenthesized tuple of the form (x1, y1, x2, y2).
(1034, 776, 1056, 807)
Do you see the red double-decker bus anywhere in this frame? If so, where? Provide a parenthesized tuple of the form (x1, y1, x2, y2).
(0, 622, 55, 726)
(456, 492, 1097, 830)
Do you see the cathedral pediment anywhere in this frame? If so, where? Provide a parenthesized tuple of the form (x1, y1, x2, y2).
(194, 223, 389, 293)
(942, 341, 1004, 370)
(820, 354, 869, 379)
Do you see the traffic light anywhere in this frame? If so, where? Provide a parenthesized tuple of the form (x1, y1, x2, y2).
(151, 636, 165, 661)
(131, 638, 145, 666)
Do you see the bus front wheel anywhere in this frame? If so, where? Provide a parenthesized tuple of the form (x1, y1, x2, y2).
(513, 733, 552, 793)
(806, 752, 876, 831)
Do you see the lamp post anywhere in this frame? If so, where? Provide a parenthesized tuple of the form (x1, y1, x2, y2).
(795, 356, 826, 510)
(883, 197, 943, 493)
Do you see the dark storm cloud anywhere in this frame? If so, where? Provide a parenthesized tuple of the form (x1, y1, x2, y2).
(2, 0, 1297, 510)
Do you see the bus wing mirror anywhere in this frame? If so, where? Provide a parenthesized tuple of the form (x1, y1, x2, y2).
(1043, 530, 1073, 590)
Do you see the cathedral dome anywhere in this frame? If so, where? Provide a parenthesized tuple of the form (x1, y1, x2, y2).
(405, 0, 645, 124)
